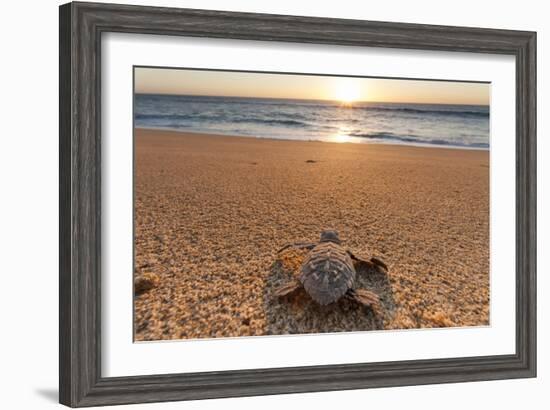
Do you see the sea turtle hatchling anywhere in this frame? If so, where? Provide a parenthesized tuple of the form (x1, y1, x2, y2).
(274, 230, 388, 314)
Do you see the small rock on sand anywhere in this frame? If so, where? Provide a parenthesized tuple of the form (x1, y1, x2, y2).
(135, 272, 160, 295)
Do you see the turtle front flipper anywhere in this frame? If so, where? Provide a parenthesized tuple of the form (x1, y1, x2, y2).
(277, 242, 316, 253)
(274, 279, 302, 298)
(347, 251, 388, 273)
(346, 288, 381, 315)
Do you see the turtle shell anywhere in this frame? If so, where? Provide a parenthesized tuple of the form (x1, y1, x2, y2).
(299, 241, 356, 305)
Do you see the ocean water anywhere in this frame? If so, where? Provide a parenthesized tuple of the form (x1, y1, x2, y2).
(135, 94, 490, 149)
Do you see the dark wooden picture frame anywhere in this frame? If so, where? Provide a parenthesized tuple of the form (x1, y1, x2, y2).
(59, 1, 536, 407)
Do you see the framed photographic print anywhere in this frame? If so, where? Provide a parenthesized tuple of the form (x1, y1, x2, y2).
(59, 1, 536, 407)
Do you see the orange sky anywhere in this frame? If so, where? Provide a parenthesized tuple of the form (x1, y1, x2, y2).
(135, 67, 490, 105)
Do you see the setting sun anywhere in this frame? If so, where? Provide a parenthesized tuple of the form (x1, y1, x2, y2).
(333, 80, 361, 104)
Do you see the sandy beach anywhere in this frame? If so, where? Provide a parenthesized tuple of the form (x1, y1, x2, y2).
(134, 128, 489, 341)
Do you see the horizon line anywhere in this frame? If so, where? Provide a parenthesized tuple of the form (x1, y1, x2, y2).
(134, 92, 490, 107)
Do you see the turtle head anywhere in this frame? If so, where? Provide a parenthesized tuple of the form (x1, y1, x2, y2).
(319, 229, 341, 244)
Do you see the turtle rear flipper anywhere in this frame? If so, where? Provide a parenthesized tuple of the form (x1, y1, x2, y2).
(346, 288, 381, 315)
(274, 280, 302, 298)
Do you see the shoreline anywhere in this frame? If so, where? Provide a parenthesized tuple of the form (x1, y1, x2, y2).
(134, 126, 490, 152)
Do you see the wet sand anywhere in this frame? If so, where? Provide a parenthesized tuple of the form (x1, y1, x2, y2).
(134, 128, 489, 341)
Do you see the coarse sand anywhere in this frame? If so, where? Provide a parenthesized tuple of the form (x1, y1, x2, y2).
(134, 128, 489, 341)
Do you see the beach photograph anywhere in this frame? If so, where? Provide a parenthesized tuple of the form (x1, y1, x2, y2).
(133, 67, 490, 342)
